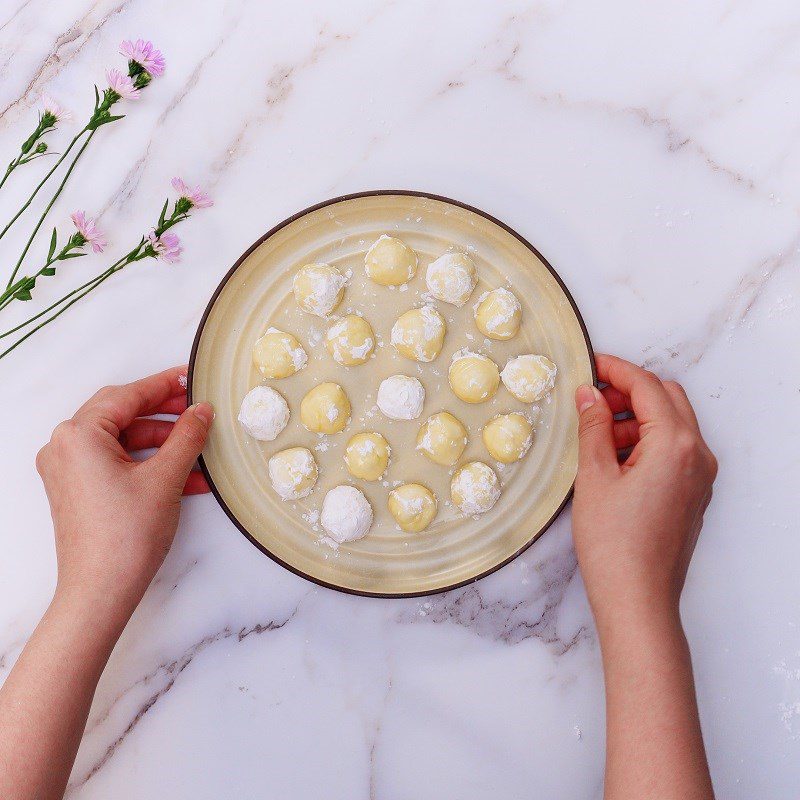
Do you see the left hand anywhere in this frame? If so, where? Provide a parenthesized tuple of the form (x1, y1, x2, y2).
(35, 365, 214, 626)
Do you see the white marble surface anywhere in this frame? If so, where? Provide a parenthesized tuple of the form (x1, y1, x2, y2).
(0, 1, 798, 797)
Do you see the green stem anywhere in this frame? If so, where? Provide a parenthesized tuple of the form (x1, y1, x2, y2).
(0, 161, 18, 192)
(6, 129, 95, 289)
(0, 128, 87, 244)
(0, 267, 122, 360)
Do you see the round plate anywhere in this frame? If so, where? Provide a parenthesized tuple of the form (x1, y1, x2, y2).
(189, 191, 594, 597)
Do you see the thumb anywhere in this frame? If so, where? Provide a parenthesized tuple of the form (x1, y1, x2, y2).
(151, 402, 214, 491)
(575, 385, 616, 473)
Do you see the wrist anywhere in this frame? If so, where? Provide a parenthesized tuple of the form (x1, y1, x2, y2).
(591, 592, 683, 646)
(51, 579, 137, 649)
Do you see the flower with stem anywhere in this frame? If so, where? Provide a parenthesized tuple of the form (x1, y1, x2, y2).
(0, 94, 68, 192)
(0, 180, 210, 361)
(0, 211, 106, 312)
(0, 38, 165, 285)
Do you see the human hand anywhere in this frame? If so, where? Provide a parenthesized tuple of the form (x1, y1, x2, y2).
(35, 366, 214, 629)
(572, 354, 717, 630)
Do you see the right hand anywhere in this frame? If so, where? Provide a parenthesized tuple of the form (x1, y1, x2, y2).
(571, 354, 717, 629)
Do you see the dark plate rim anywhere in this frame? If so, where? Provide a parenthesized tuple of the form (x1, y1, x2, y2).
(188, 189, 596, 599)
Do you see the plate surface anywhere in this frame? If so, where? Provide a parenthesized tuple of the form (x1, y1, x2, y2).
(189, 191, 594, 597)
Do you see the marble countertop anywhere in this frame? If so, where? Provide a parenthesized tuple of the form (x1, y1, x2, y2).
(1, 2, 798, 797)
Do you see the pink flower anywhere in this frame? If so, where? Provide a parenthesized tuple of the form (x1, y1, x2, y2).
(70, 211, 106, 253)
(119, 39, 166, 77)
(106, 69, 140, 100)
(148, 230, 182, 263)
(39, 93, 69, 122)
(171, 177, 213, 209)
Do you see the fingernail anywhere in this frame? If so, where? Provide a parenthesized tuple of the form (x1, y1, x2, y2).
(191, 402, 215, 425)
(575, 384, 598, 413)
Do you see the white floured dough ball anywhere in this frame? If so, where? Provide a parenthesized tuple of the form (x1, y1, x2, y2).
(448, 350, 500, 404)
(426, 252, 477, 306)
(473, 288, 522, 341)
(450, 461, 501, 516)
(252, 328, 308, 379)
(325, 314, 375, 366)
(268, 447, 318, 500)
(238, 386, 289, 441)
(293, 263, 347, 317)
(416, 411, 467, 466)
(482, 412, 533, 463)
(376, 375, 425, 420)
(501, 354, 557, 403)
(321, 485, 373, 542)
(300, 382, 351, 434)
(390, 305, 446, 363)
(364, 234, 418, 286)
(345, 431, 391, 481)
(388, 483, 437, 533)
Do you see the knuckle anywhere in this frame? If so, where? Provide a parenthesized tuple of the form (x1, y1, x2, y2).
(50, 419, 79, 445)
(578, 408, 609, 438)
(181, 420, 206, 448)
(664, 379, 685, 394)
(35, 444, 50, 475)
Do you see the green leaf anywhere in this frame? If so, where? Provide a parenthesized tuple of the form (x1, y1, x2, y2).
(42, 267, 56, 276)
(47, 228, 57, 261)
(94, 84, 100, 107)
(14, 289, 32, 301)
(157, 198, 168, 228)
(60, 252, 86, 259)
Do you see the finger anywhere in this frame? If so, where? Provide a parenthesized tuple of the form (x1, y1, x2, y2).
(119, 418, 174, 451)
(76, 366, 189, 435)
(601, 385, 632, 415)
(595, 354, 678, 425)
(662, 381, 700, 431)
(613, 418, 640, 450)
(575, 384, 618, 475)
(154, 395, 188, 416)
(183, 471, 211, 495)
(148, 403, 214, 493)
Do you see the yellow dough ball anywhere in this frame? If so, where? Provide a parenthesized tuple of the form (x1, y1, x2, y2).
(473, 288, 522, 341)
(364, 234, 418, 286)
(268, 447, 318, 500)
(448, 350, 500, 403)
(325, 314, 375, 366)
(292, 263, 347, 317)
(390, 305, 446, 363)
(482, 413, 533, 463)
(450, 461, 501, 516)
(252, 328, 308, 379)
(425, 252, 477, 306)
(416, 411, 468, 466)
(300, 382, 351, 434)
(501, 354, 557, 403)
(344, 432, 391, 481)
(388, 483, 438, 532)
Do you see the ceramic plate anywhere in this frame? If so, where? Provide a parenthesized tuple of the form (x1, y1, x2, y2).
(189, 191, 594, 597)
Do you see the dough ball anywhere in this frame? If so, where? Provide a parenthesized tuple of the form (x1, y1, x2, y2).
(300, 382, 351, 434)
(388, 483, 437, 533)
(501, 354, 557, 403)
(425, 252, 477, 306)
(448, 350, 500, 403)
(473, 288, 522, 340)
(268, 447, 318, 500)
(482, 412, 533, 463)
(390, 305, 446, 363)
(238, 386, 290, 441)
(416, 411, 468, 466)
(376, 375, 425, 420)
(450, 461, 501, 516)
(345, 432, 391, 481)
(292, 263, 347, 317)
(325, 314, 375, 366)
(321, 485, 373, 542)
(364, 234, 418, 286)
(252, 328, 308, 379)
